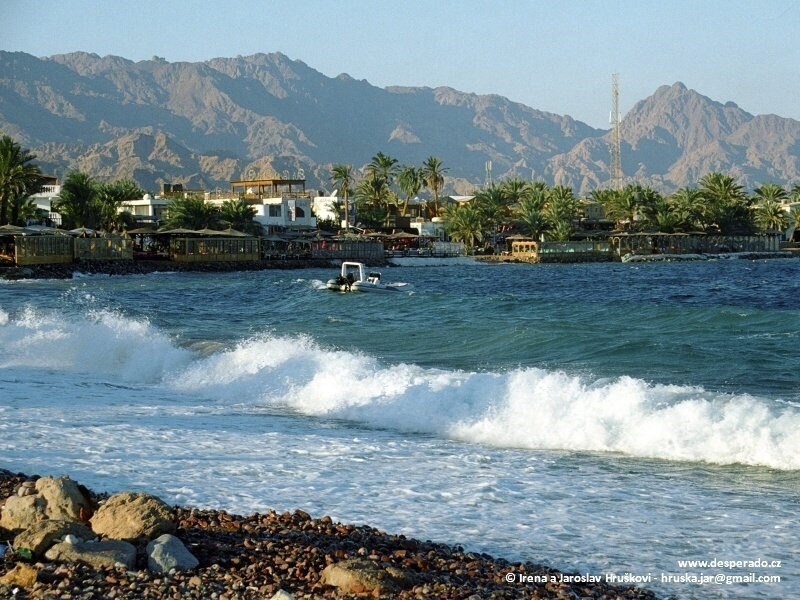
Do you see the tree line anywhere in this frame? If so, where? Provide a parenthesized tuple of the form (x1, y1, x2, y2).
(329, 150, 800, 252)
(0, 135, 262, 235)
(329, 153, 447, 232)
(443, 174, 800, 252)
(2, 135, 800, 249)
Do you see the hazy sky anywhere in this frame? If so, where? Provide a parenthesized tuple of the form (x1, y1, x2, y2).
(3, 0, 799, 129)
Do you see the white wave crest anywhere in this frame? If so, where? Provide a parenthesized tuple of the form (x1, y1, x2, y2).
(0, 306, 191, 382)
(170, 334, 800, 470)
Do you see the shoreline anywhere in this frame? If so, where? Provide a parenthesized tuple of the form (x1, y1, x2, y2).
(3, 248, 797, 280)
(0, 471, 661, 599)
(0, 258, 390, 281)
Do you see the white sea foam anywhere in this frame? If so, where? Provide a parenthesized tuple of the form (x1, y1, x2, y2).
(0, 306, 191, 382)
(170, 332, 800, 470)
(3, 306, 798, 469)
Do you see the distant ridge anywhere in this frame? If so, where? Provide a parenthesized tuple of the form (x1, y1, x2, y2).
(1, 51, 799, 194)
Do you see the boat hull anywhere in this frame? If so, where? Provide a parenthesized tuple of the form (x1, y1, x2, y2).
(326, 277, 351, 292)
(351, 281, 411, 293)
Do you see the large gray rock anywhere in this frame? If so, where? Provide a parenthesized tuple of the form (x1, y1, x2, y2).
(45, 539, 137, 570)
(319, 559, 412, 594)
(91, 492, 175, 543)
(13, 520, 95, 558)
(146, 534, 199, 573)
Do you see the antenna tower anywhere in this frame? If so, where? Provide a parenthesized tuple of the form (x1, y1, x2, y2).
(609, 73, 623, 190)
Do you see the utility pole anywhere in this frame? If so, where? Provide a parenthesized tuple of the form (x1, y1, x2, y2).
(609, 73, 623, 190)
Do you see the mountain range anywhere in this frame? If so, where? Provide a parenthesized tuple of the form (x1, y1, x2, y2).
(2, 50, 800, 196)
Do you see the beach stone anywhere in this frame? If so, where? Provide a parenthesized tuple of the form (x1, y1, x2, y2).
(270, 591, 295, 600)
(13, 520, 95, 557)
(0, 563, 38, 588)
(91, 492, 175, 543)
(45, 539, 137, 570)
(319, 559, 412, 593)
(0, 494, 47, 531)
(34, 476, 90, 521)
(0, 476, 90, 531)
(146, 534, 199, 573)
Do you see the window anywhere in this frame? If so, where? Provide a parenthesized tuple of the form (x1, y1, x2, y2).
(269, 205, 282, 217)
(295, 207, 305, 218)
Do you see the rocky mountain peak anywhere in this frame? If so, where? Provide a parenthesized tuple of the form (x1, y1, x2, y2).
(1, 51, 798, 195)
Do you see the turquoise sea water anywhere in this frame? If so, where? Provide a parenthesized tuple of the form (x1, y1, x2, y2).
(2, 258, 800, 599)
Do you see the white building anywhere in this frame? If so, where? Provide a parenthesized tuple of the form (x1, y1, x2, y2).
(312, 194, 344, 225)
(224, 178, 317, 231)
(251, 197, 316, 230)
(120, 194, 170, 224)
(27, 177, 62, 226)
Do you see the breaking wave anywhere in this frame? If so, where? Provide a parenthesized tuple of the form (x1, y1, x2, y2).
(172, 333, 800, 470)
(3, 306, 799, 470)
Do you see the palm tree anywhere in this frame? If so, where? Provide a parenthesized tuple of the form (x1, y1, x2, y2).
(514, 193, 549, 240)
(545, 186, 581, 228)
(354, 172, 390, 228)
(523, 184, 549, 212)
(54, 171, 100, 230)
(473, 185, 509, 245)
(599, 186, 640, 230)
(443, 202, 483, 253)
(500, 178, 530, 208)
(0, 135, 44, 226)
(753, 182, 788, 204)
(790, 185, 800, 204)
(699, 172, 745, 203)
(789, 208, 800, 241)
(164, 196, 221, 230)
(754, 201, 788, 233)
(369, 152, 399, 188)
(668, 187, 707, 231)
(220, 198, 263, 236)
(698, 172, 753, 234)
(420, 156, 447, 218)
(355, 171, 389, 209)
(330, 164, 354, 232)
(397, 165, 424, 217)
(10, 193, 45, 225)
(95, 179, 145, 231)
(548, 219, 573, 242)
(643, 197, 683, 233)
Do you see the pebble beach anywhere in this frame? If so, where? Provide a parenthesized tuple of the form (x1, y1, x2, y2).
(0, 471, 661, 600)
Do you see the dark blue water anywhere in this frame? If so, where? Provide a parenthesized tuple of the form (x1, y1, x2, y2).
(2, 257, 800, 600)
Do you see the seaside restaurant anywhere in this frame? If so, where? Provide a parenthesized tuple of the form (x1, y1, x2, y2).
(163, 228, 261, 262)
(0, 225, 73, 266)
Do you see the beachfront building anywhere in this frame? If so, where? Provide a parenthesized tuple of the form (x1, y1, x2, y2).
(0, 226, 73, 266)
(27, 175, 62, 226)
(312, 194, 347, 226)
(209, 178, 317, 233)
(120, 194, 170, 225)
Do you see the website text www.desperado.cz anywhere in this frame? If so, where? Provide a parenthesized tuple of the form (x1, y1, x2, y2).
(677, 559, 781, 569)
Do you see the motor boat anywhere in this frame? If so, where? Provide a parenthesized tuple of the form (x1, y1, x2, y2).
(326, 261, 411, 293)
(326, 261, 362, 291)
